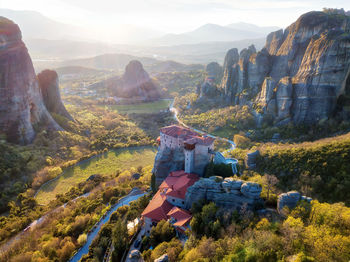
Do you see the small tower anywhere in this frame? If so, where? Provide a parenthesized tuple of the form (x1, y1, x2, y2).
(184, 141, 195, 173)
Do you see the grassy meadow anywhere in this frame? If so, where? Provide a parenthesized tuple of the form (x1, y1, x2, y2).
(35, 146, 157, 205)
(106, 99, 171, 114)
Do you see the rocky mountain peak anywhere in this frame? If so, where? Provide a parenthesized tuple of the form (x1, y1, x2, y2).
(217, 10, 350, 125)
(123, 60, 147, 80)
(37, 69, 73, 121)
(0, 17, 63, 144)
(111, 60, 160, 100)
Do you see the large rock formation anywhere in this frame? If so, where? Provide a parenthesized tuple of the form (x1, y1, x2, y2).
(109, 60, 160, 100)
(153, 147, 185, 186)
(0, 17, 62, 144)
(219, 10, 350, 125)
(277, 191, 312, 214)
(37, 69, 73, 121)
(197, 62, 223, 99)
(185, 176, 263, 210)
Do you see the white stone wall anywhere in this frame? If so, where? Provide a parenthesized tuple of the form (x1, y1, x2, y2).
(194, 144, 211, 164)
(159, 131, 214, 176)
(166, 196, 186, 208)
(160, 132, 182, 150)
(185, 149, 194, 173)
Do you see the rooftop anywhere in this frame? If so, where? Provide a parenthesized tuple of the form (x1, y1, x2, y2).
(141, 191, 173, 222)
(161, 125, 214, 146)
(141, 170, 199, 223)
(159, 170, 199, 199)
(167, 206, 192, 227)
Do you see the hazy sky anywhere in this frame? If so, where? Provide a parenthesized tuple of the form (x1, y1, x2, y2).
(1, 0, 350, 33)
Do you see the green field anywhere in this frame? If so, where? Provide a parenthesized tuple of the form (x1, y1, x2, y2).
(35, 146, 157, 205)
(107, 100, 171, 114)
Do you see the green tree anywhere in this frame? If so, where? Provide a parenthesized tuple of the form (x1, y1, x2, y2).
(111, 218, 128, 261)
(150, 220, 176, 247)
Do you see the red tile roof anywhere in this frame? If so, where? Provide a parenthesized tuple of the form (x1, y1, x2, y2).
(160, 125, 214, 146)
(161, 125, 199, 139)
(141, 191, 173, 222)
(184, 136, 215, 146)
(141, 171, 199, 224)
(167, 207, 192, 222)
(159, 170, 199, 200)
(168, 207, 192, 228)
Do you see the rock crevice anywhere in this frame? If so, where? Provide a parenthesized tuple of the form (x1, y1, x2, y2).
(219, 11, 350, 124)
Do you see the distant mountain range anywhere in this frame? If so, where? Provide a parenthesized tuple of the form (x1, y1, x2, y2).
(0, 9, 163, 43)
(28, 37, 266, 66)
(149, 23, 280, 46)
(33, 53, 204, 74)
(0, 9, 92, 41)
(2, 8, 276, 65)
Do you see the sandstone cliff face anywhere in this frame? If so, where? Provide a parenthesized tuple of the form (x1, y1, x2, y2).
(198, 62, 222, 99)
(153, 147, 185, 186)
(37, 69, 73, 121)
(109, 60, 160, 100)
(185, 176, 263, 210)
(0, 17, 62, 144)
(219, 11, 350, 125)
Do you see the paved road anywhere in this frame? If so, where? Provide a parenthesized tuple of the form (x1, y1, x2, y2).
(0, 192, 91, 255)
(169, 99, 236, 153)
(125, 226, 146, 262)
(69, 189, 146, 262)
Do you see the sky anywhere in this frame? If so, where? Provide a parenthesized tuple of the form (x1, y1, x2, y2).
(1, 0, 350, 33)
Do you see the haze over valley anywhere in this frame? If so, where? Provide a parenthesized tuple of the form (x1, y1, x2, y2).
(1, 2, 350, 262)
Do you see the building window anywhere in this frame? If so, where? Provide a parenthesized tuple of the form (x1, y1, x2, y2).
(182, 201, 184, 204)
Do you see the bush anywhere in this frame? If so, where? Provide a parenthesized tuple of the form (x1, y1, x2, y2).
(48, 167, 63, 178)
(77, 233, 87, 245)
(150, 220, 176, 247)
(233, 134, 252, 149)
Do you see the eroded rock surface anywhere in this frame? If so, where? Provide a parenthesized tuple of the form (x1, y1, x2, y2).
(0, 17, 62, 144)
(218, 11, 350, 124)
(198, 62, 222, 99)
(109, 60, 160, 100)
(37, 69, 73, 121)
(277, 191, 312, 214)
(153, 147, 185, 186)
(185, 177, 263, 210)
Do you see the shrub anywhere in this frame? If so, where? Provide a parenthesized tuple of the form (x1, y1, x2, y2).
(77, 233, 87, 245)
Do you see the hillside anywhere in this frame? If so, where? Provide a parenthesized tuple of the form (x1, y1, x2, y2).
(192, 10, 350, 128)
(40, 53, 204, 74)
(252, 132, 350, 205)
(150, 23, 278, 46)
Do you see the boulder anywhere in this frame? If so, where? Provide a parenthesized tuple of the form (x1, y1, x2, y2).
(245, 150, 260, 170)
(271, 133, 281, 142)
(132, 173, 141, 180)
(129, 249, 143, 262)
(277, 191, 312, 214)
(241, 182, 262, 199)
(154, 254, 168, 262)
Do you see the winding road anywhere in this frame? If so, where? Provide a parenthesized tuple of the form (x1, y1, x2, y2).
(0, 192, 91, 255)
(69, 189, 146, 262)
(1, 100, 236, 260)
(169, 99, 236, 153)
